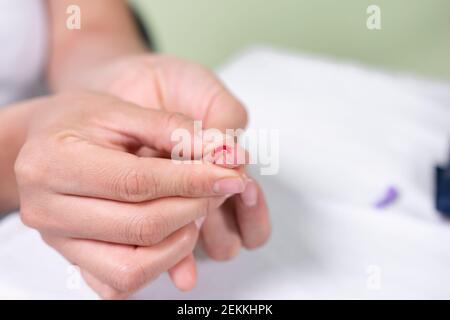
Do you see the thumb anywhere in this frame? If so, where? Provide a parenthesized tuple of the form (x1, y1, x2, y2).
(204, 88, 248, 131)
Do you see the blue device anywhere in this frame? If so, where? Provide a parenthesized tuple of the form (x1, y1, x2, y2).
(436, 154, 450, 217)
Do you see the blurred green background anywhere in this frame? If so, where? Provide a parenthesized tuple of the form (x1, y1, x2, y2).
(131, 0, 450, 81)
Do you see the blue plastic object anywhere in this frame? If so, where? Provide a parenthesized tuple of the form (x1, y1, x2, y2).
(436, 165, 450, 217)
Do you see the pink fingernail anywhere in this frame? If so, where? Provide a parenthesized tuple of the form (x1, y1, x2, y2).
(241, 179, 258, 207)
(213, 178, 245, 194)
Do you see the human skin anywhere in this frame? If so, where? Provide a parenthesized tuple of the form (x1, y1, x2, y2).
(0, 0, 271, 298)
(14, 91, 249, 298)
(47, 0, 271, 258)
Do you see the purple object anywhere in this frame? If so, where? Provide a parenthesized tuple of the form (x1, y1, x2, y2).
(374, 186, 399, 209)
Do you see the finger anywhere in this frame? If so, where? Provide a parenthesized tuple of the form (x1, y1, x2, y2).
(103, 68, 249, 167)
(42, 223, 199, 293)
(204, 139, 250, 169)
(138, 139, 249, 168)
(40, 141, 247, 201)
(84, 253, 198, 298)
(81, 253, 198, 299)
(97, 103, 202, 156)
(96, 99, 245, 161)
(27, 195, 226, 246)
(204, 88, 248, 131)
(200, 200, 242, 261)
(168, 253, 197, 292)
(234, 179, 271, 249)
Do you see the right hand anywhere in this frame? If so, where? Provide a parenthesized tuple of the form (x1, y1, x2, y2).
(14, 91, 247, 298)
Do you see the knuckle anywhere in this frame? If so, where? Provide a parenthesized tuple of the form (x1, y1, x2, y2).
(14, 145, 46, 186)
(164, 112, 190, 131)
(113, 263, 148, 292)
(182, 169, 208, 195)
(19, 205, 41, 229)
(124, 213, 168, 246)
(115, 168, 152, 202)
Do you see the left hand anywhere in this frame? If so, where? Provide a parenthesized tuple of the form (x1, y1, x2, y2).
(75, 54, 271, 287)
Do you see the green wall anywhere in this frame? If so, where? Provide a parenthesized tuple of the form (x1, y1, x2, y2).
(132, 0, 450, 81)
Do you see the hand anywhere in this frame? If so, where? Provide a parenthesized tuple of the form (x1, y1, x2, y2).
(79, 54, 271, 261)
(15, 91, 247, 298)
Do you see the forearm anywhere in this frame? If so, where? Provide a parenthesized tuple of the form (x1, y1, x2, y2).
(47, 0, 147, 91)
(0, 101, 39, 213)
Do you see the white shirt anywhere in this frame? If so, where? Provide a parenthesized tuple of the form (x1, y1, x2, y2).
(0, 0, 47, 106)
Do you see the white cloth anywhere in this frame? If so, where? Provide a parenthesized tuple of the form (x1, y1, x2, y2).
(1, 47, 450, 299)
(0, 0, 47, 106)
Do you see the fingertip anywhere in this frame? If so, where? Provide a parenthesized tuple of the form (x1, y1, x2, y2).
(212, 145, 249, 168)
(234, 179, 272, 249)
(169, 254, 198, 292)
(204, 90, 248, 130)
(240, 179, 258, 207)
(200, 131, 248, 168)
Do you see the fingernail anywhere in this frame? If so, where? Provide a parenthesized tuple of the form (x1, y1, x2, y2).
(195, 216, 206, 230)
(241, 179, 258, 207)
(213, 178, 245, 194)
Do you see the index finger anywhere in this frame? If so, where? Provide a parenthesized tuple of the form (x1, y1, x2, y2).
(44, 141, 247, 201)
